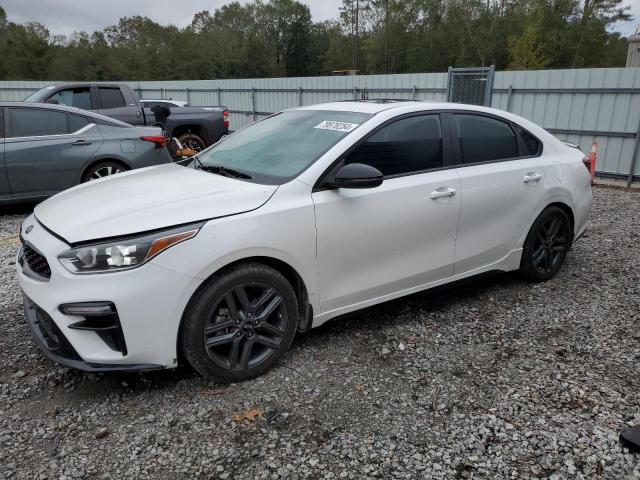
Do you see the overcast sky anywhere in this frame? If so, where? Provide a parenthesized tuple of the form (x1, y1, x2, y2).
(2, 0, 638, 36)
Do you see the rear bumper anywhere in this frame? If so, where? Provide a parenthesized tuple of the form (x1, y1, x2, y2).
(23, 295, 162, 373)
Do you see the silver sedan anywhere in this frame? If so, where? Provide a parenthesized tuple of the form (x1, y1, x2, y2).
(0, 102, 171, 204)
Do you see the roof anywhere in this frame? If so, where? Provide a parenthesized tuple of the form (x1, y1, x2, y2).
(296, 100, 504, 115)
(297, 101, 420, 114)
(0, 101, 132, 127)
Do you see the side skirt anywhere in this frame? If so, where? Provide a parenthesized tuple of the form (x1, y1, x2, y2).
(311, 248, 523, 329)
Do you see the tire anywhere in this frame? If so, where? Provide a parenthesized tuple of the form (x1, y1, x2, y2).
(82, 161, 128, 182)
(176, 132, 206, 153)
(520, 206, 573, 282)
(181, 262, 298, 382)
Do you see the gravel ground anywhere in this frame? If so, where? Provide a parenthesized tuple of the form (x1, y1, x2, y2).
(1, 187, 639, 480)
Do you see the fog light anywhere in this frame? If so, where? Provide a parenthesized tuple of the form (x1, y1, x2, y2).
(59, 302, 115, 316)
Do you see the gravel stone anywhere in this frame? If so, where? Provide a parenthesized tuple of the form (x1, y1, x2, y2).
(1, 187, 640, 479)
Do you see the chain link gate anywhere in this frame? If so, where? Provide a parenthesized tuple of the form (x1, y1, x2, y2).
(447, 66, 495, 106)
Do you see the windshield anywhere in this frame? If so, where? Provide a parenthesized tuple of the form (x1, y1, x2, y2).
(24, 86, 56, 102)
(193, 110, 372, 184)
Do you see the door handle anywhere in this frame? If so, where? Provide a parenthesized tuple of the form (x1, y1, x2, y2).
(429, 187, 457, 200)
(72, 139, 92, 146)
(523, 172, 542, 183)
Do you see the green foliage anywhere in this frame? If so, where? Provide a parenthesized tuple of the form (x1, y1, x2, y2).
(0, 0, 633, 80)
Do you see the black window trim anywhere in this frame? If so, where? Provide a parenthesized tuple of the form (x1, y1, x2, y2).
(0, 107, 4, 139)
(448, 111, 543, 168)
(314, 111, 453, 192)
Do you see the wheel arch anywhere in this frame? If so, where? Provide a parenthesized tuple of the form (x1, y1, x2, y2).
(518, 199, 576, 249)
(547, 201, 575, 234)
(172, 125, 207, 143)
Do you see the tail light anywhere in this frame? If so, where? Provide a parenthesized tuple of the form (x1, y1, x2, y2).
(223, 110, 229, 130)
(141, 135, 167, 148)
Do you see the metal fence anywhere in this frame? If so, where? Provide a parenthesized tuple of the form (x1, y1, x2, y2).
(1, 67, 639, 182)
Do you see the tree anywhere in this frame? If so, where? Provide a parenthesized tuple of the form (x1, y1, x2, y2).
(0, 0, 634, 81)
(508, 23, 551, 69)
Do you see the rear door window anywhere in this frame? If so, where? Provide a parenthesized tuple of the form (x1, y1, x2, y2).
(68, 114, 91, 133)
(9, 108, 68, 137)
(454, 114, 519, 164)
(98, 88, 126, 109)
(345, 114, 443, 176)
(48, 88, 92, 110)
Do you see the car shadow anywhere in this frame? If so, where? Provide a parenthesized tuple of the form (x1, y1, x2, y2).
(0, 203, 37, 216)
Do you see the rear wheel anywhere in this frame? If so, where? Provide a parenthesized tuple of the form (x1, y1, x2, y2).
(520, 206, 573, 282)
(181, 263, 298, 382)
(176, 132, 205, 153)
(82, 161, 128, 182)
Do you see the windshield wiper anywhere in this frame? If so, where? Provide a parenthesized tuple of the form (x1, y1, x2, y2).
(197, 164, 253, 179)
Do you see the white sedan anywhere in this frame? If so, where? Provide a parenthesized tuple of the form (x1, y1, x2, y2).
(16, 101, 592, 382)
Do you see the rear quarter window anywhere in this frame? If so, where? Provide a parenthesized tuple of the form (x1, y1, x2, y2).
(515, 126, 541, 156)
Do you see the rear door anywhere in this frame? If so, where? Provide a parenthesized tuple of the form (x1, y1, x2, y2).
(96, 86, 143, 125)
(5, 107, 102, 197)
(0, 107, 10, 201)
(312, 113, 461, 313)
(450, 112, 547, 274)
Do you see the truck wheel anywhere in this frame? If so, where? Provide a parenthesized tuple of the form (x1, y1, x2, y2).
(82, 162, 128, 182)
(177, 133, 206, 153)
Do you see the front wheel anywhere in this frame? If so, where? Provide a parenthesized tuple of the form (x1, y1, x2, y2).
(181, 263, 298, 382)
(520, 206, 573, 282)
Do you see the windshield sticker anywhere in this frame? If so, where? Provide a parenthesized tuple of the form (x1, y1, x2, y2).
(314, 121, 360, 133)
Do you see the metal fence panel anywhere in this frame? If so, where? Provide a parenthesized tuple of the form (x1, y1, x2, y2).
(1, 67, 639, 179)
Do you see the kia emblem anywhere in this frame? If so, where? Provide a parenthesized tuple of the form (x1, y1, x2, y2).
(25, 225, 33, 234)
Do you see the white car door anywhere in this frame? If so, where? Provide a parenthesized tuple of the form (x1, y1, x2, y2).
(312, 113, 461, 315)
(450, 113, 548, 274)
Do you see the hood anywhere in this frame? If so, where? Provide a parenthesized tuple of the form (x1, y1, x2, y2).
(35, 163, 278, 244)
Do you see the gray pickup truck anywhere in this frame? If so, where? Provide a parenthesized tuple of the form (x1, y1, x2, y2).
(24, 83, 229, 152)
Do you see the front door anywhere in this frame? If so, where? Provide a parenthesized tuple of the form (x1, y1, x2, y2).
(312, 113, 460, 314)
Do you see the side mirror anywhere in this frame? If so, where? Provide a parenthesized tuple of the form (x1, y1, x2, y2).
(325, 163, 383, 189)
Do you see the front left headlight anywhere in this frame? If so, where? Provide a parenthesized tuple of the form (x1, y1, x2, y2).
(58, 222, 204, 274)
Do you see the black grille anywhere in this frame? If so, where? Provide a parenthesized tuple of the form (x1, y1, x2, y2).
(22, 244, 51, 279)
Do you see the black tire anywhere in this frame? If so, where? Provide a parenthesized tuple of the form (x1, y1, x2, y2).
(82, 161, 128, 182)
(181, 263, 298, 382)
(520, 206, 573, 282)
(176, 132, 206, 153)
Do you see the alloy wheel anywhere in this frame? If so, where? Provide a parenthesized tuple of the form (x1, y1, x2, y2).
(531, 215, 570, 275)
(90, 165, 122, 180)
(203, 282, 288, 372)
(182, 138, 204, 152)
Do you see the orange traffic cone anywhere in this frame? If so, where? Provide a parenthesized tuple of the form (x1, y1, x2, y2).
(587, 142, 597, 183)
